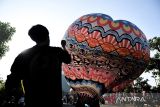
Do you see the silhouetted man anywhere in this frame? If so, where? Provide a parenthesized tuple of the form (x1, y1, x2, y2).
(5, 24, 71, 107)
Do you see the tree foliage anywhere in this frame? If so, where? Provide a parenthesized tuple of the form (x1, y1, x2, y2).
(0, 21, 16, 58)
(134, 77, 151, 92)
(123, 77, 152, 93)
(149, 37, 160, 52)
(0, 21, 15, 106)
(0, 78, 5, 106)
(146, 36, 160, 85)
(147, 37, 160, 71)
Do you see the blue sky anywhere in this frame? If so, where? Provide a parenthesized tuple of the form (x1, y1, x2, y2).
(0, 0, 160, 86)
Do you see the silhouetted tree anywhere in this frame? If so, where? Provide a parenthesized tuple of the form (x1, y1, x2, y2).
(131, 77, 151, 92)
(0, 21, 15, 106)
(146, 37, 160, 86)
(0, 78, 5, 105)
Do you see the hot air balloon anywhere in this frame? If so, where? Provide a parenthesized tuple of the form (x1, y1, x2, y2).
(62, 13, 150, 106)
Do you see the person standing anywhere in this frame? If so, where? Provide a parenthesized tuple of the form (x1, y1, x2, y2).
(5, 24, 71, 107)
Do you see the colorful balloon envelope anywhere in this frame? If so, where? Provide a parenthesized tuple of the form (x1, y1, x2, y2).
(62, 13, 150, 101)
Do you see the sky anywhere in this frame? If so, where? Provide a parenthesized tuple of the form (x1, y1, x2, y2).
(0, 0, 160, 87)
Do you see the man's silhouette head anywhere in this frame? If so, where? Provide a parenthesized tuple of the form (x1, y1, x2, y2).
(28, 24, 50, 45)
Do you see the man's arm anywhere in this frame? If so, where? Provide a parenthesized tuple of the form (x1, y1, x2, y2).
(5, 55, 23, 93)
(61, 40, 71, 64)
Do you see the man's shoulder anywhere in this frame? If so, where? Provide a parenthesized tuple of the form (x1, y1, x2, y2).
(49, 46, 62, 49)
(17, 46, 63, 57)
(17, 46, 36, 58)
(20, 47, 34, 55)
(48, 46, 63, 52)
